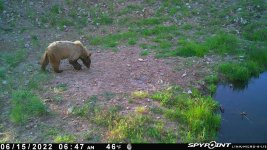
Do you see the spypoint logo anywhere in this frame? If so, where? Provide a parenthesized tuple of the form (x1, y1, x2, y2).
(188, 141, 231, 149)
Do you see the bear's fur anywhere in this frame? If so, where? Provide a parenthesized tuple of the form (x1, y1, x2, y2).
(40, 40, 91, 73)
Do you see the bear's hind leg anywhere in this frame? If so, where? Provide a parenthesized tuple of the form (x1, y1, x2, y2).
(41, 60, 49, 71)
(51, 61, 63, 73)
(49, 55, 63, 73)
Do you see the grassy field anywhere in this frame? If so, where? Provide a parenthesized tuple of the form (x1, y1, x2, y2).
(0, 0, 266, 143)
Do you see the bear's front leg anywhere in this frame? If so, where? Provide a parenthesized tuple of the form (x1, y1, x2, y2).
(69, 60, 82, 70)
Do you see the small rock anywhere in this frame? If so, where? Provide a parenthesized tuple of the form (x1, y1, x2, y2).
(2, 80, 7, 85)
(126, 107, 130, 110)
(237, 8, 242, 11)
(182, 72, 187, 78)
(156, 116, 160, 119)
(24, 43, 30, 48)
(44, 99, 51, 102)
(67, 107, 74, 114)
(127, 64, 131, 67)
(24, 80, 29, 86)
(97, 51, 101, 53)
(187, 90, 192, 94)
(147, 98, 151, 102)
(206, 57, 212, 62)
(160, 73, 164, 76)
(158, 79, 163, 84)
(25, 125, 30, 129)
(138, 58, 145, 62)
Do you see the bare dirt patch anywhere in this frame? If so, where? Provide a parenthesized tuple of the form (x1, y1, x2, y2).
(43, 46, 178, 108)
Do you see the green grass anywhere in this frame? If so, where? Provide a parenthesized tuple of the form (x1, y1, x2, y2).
(93, 14, 113, 26)
(136, 17, 163, 26)
(119, 4, 143, 15)
(72, 96, 98, 118)
(41, 4, 88, 29)
(242, 22, 267, 42)
(82, 130, 101, 142)
(54, 83, 68, 93)
(205, 33, 238, 54)
(151, 86, 221, 142)
(31, 35, 40, 46)
(131, 91, 149, 99)
(51, 5, 61, 14)
(151, 88, 174, 107)
(89, 31, 137, 48)
(105, 114, 177, 143)
(157, 40, 172, 49)
(204, 74, 219, 85)
(101, 92, 116, 101)
(65, 0, 74, 5)
(218, 61, 263, 83)
(176, 40, 208, 57)
(92, 105, 121, 127)
(245, 29, 267, 42)
(54, 135, 76, 143)
(0, 0, 3, 13)
(141, 25, 177, 36)
(71, 93, 179, 143)
(1, 49, 28, 68)
(43, 127, 62, 138)
(247, 46, 267, 67)
(150, 32, 240, 58)
(128, 38, 137, 45)
(73, 99, 121, 127)
(154, 33, 239, 58)
(140, 49, 150, 56)
(28, 72, 49, 90)
(135, 106, 148, 114)
(106, 114, 149, 142)
(10, 90, 47, 124)
(0, 67, 6, 79)
(204, 74, 219, 95)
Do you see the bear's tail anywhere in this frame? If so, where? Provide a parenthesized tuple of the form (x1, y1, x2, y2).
(40, 51, 49, 71)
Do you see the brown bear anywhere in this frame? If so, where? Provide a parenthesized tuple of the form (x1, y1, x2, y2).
(40, 40, 91, 73)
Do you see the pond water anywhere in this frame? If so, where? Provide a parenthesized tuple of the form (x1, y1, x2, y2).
(214, 71, 267, 143)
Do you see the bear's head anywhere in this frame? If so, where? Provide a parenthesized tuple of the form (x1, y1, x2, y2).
(75, 40, 91, 68)
(81, 51, 91, 68)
